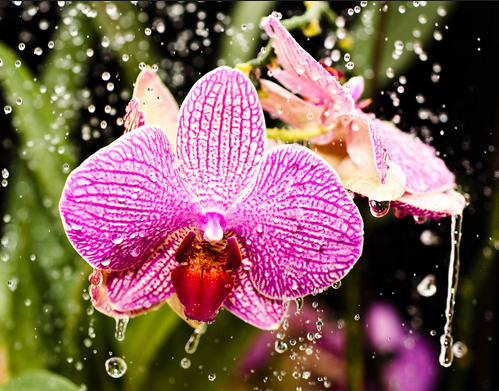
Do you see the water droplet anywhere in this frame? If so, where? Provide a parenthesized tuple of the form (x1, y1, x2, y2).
(208, 373, 216, 381)
(302, 371, 311, 380)
(115, 317, 129, 341)
(111, 233, 124, 245)
(16, 97, 22, 105)
(241, 24, 247, 31)
(295, 297, 304, 313)
(101, 259, 111, 267)
(420, 229, 441, 246)
(15, 60, 21, 68)
(4, 105, 12, 114)
(386, 67, 394, 78)
(347, 8, 354, 16)
(346, 61, 354, 70)
(34, 47, 43, 56)
(0, 58, 3, 67)
(48, 41, 55, 49)
(332, 281, 342, 289)
(122, 54, 129, 62)
(413, 216, 427, 225)
(144, 27, 152, 36)
(105, 357, 127, 378)
(344, 53, 351, 61)
(430, 330, 436, 336)
(1, 169, 9, 179)
(139, 62, 146, 70)
(354, 314, 361, 321)
(185, 323, 207, 354)
(89, 270, 103, 286)
(18, 43, 25, 51)
(180, 358, 191, 369)
(361, 1, 368, 7)
(369, 200, 390, 217)
(439, 214, 463, 367)
(417, 274, 437, 297)
(101, 72, 111, 81)
(452, 341, 467, 358)
(274, 340, 288, 353)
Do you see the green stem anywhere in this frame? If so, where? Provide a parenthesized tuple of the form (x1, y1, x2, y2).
(266, 125, 333, 141)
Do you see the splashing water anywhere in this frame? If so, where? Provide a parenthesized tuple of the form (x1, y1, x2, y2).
(417, 274, 437, 297)
(439, 214, 463, 367)
(115, 317, 129, 341)
(185, 322, 207, 354)
(105, 357, 127, 378)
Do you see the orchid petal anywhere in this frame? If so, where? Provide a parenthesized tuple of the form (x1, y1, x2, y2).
(336, 157, 406, 201)
(311, 140, 348, 171)
(225, 145, 364, 300)
(346, 115, 390, 184)
(123, 98, 145, 133)
(262, 16, 355, 116)
(60, 125, 201, 271)
(171, 264, 234, 323)
(343, 76, 364, 103)
(225, 268, 285, 330)
(259, 79, 325, 129)
(133, 67, 179, 148)
(392, 190, 466, 219)
(176, 67, 266, 211)
(376, 120, 456, 194)
(89, 227, 192, 317)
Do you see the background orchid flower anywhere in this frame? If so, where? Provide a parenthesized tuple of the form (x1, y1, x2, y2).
(59, 66, 364, 330)
(235, 300, 440, 391)
(258, 15, 464, 220)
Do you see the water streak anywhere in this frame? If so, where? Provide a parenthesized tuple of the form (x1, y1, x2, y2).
(115, 317, 129, 341)
(185, 322, 207, 354)
(439, 214, 463, 367)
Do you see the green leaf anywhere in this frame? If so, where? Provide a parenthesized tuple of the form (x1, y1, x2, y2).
(86, 1, 163, 84)
(0, 41, 75, 205)
(0, 369, 79, 391)
(349, 1, 458, 96)
(218, 1, 275, 66)
(41, 3, 94, 135)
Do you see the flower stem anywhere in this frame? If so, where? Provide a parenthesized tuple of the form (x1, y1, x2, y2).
(266, 126, 333, 141)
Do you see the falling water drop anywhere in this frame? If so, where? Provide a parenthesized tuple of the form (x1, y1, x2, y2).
(368, 200, 390, 217)
(439, 214, 463, 367)
(105, 357, 127, 378)
(295, 297, 304, 314)
(413, 215, 427, 224)
(180, 358, 191, 369)
(332, 280, 342, 289)
(417, 274, 437, 297)
(274, 340, 288, 354)
(185, 323, 207, 354)
(208, 373, 216, 381)
(452, 341, 467, 358)
(115, 317, 129, 341)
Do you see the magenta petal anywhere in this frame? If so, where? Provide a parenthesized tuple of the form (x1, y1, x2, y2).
(89, 227, 192, 317)
(60, 125, 201, 271)
(376, 120, 456, 194)
(259, 79, 325, 129)
(391, 190, 465, 219)
(225, 145, 364, 300)
(225, 237, 242, 270)
(225, 268, 285, 330)
(176, 67, 266, 211)
(262, 16, 354, 116)
(343, 76, 364, 103)
(171, 264, 234, 322)
(346, 114, 390, 184)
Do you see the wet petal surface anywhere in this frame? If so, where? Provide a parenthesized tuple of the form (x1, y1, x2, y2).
(176, 67, 266, 211)
(225, 145, 364, 300)
(392, 190, 466, 219)
(377, 120, 456, 194)
(60, 125, 201, 271)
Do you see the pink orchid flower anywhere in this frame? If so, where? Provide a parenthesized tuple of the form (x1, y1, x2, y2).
(59, 66, 364, 330)
(259, 15, 464, 220)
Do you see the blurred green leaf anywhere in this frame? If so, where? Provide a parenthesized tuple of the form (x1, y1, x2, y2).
(0, 369, 79, 391)
(218, 1, 275, 66)
(349, 1, 458, 96)
(87, 1, 162, 84)
(41, 3, 93, 135)
(0, 41, 75, 204)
